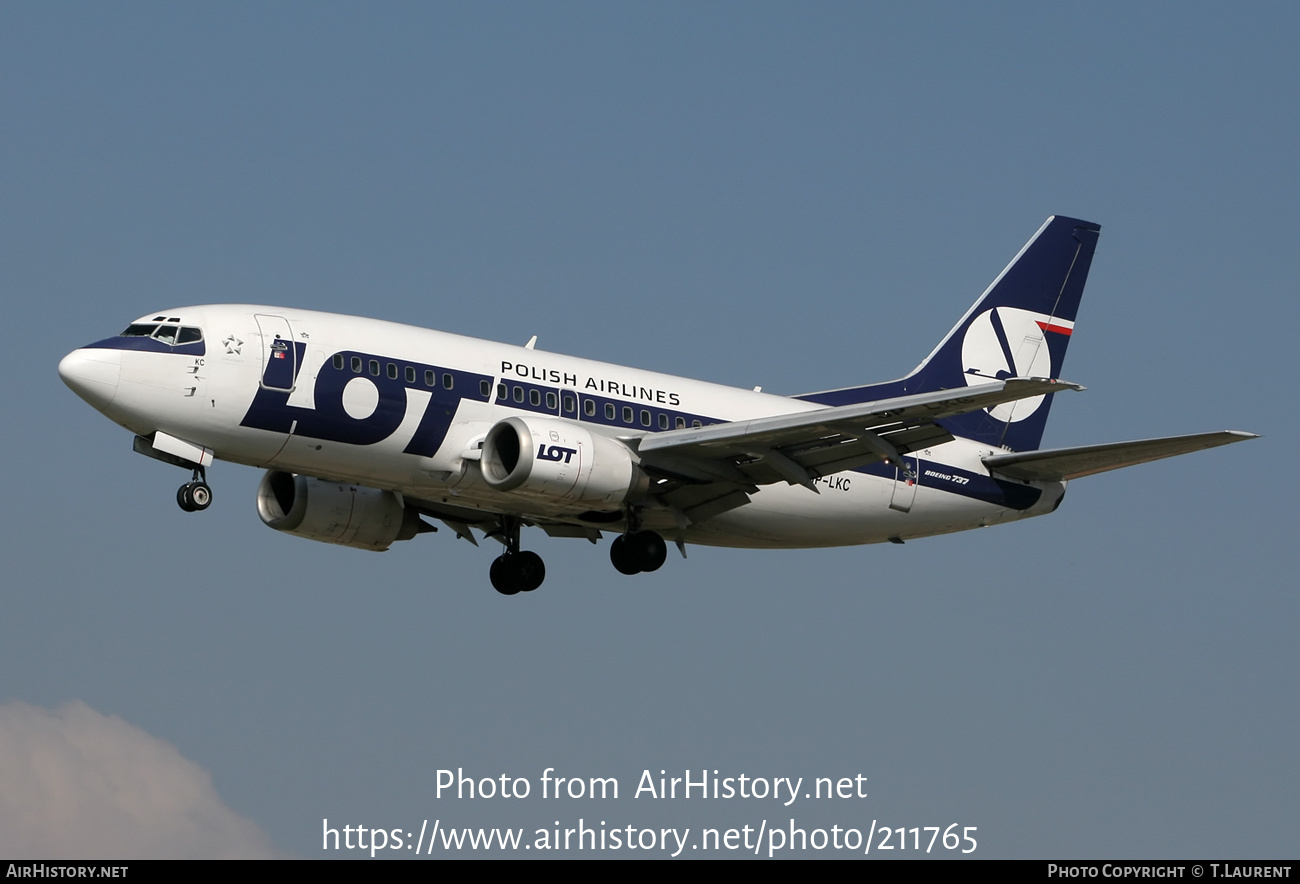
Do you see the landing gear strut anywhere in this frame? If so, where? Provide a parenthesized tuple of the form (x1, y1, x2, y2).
(176, 465, 212, 513)
(610, 530, 667, 575)
(489, 515, 545, 595)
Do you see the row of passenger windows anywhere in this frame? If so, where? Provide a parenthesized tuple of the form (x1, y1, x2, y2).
(329, 354, 704, 431)
(333, 353, 459, 390)
(493, 383, 703, 429)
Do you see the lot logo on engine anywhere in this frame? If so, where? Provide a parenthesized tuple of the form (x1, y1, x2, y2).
(537, 445, 577, 464)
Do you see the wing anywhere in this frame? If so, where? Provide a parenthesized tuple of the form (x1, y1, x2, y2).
(629, 377, 1081, 522)
(980, 430, 1258, 482)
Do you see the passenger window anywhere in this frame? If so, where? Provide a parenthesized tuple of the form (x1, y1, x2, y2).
(605, 403, 615, 420)
(480, 380, 491, 397)
(529, 389, 541, 406)
(387, 363, 398, 379)
(584, 399, 596, 417)
(640, 410, 650, 427)
(563, 395, 576, 413)
(369, 360, 380, 376)
(675, 417, 685, 429)
(513, 387, 525, 403)
(351, 356, 362, 373)
(333, 355, 344, 370)
(659, 413, 669, 429)
(406, 366, 416, 383)
(443, 373, 454, 390)
(425, 370, 435, 386)
(622, 406, 633, 424)
(497, 383, 507, 401)
(546, 392, 557, 410)
(692, 420, 702, 428)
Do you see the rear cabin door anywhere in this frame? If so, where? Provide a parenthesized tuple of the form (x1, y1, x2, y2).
(889, 455, 921, 513)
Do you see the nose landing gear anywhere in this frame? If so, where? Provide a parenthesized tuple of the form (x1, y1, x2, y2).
(176, 465, 212, 513)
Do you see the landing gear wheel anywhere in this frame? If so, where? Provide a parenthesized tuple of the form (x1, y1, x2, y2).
(610, 534, 642, 575)
(490, 555, 522, 595)
(516, 550, 545, 592)
(490, 551, 547, 595)
(630, 531, 667, 572)
(177, 481, 212, 512)
(187, 481, 212, 511)
(487, 515, 545, 595)
(611, 531, 668, 575)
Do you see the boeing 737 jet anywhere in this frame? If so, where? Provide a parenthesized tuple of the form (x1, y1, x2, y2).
(59, 216, 1255, 594)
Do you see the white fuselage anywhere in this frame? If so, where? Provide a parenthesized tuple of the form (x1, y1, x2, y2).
(61, 304, 1065, 549)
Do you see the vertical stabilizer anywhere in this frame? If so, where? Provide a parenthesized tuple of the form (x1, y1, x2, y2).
(799, 216, 1101, 451)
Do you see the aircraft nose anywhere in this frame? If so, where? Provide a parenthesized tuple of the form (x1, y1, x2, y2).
(58, 347, 122, 411)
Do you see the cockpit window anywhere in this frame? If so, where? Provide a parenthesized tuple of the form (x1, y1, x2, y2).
(111, 322, 204, 352)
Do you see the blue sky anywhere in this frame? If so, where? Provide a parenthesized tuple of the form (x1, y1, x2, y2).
(2, 3, 1295, 858)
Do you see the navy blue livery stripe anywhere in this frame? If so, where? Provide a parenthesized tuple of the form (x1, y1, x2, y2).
(240, 350, 493, 455)
(236, 348, 1046, 510)
(854, 460, 1042, 510)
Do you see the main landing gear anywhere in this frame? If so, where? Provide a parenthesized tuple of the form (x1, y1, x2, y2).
(489, 515, 545, 596)
(176, 465, 212, 513)
(610, 530, 667, 575)
(484, 515, 669, 595)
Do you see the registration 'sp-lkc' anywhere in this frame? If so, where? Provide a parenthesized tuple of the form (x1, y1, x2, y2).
(60, 216, 1255, 594)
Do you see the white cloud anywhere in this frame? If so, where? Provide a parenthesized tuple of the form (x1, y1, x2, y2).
(0, 700, 276, 859)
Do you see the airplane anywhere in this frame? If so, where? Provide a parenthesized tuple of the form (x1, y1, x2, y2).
(58, 215, 1255, 595)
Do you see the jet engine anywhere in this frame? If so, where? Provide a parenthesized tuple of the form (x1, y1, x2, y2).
(256, 470, 425, 551)
(479, 416, 645, 506)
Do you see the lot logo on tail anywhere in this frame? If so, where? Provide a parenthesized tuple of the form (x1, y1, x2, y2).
(960, 307, 1073, 422)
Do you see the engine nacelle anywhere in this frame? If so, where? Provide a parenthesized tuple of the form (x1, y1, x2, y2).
(480, 416, 643, 507)
(256, 471, 424, 551)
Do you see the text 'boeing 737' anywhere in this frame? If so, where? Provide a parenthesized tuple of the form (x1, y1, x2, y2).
(59, 216, 1256, 594)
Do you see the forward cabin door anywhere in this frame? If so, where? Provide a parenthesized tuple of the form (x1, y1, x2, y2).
(254, 314, 298, 392)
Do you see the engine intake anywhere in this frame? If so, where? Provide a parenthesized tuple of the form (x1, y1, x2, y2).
(480, 416, 642, 506)
(256, 471, 424, 551)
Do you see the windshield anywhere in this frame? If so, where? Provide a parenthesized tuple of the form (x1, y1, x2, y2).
(117, 324, 203, 346)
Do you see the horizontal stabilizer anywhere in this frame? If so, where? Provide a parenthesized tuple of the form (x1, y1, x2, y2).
(982, 430, 1258, 482)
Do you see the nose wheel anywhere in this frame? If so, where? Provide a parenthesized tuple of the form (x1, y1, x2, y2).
(176, 466, 212, 513)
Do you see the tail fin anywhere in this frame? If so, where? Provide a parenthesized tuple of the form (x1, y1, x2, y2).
(798, 215, 1102, 451)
